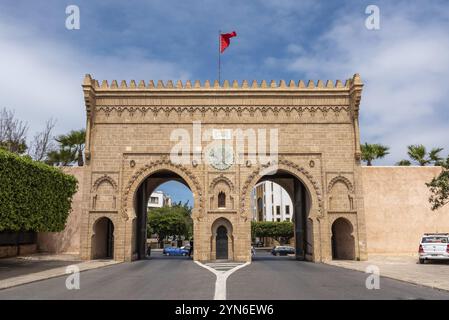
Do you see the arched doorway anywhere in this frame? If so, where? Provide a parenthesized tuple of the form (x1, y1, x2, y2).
(133, 169, 195, 260)
(331, 218, 355, 260)
(211, 217, 234, 260)
(216, 226, 228, 259)
(251, 169, 313, 260)
(92, 217, 114, 259)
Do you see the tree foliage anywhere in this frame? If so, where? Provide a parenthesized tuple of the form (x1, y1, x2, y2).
(0, 149, 78, 232)
(405, 144, 443, 166)
(147, 202, 192, 245)
(396, 159, 411, 166)
(251, 221, 294, 241)
(48, 129, 86, 166)
(361, 143, 389, 166)
(426, 156, 449, 210)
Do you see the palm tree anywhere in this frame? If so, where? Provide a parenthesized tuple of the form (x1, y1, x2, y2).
(46, 149, 75, 166)
(396, 159, 411, 166)
(361, 143, 390, 166)
(429, 147, 444, 165)
(55, 129, 86, 166)
(407, 145, 443, 166)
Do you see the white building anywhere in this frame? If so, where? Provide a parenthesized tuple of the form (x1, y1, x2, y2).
(251, 181, 293, 222)
(147, 190, 172, 209)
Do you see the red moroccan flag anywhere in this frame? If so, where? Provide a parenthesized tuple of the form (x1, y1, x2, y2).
(220, 31, 237, 53)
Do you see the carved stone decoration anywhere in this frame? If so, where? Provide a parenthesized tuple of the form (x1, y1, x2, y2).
(327, 175, 354, 194)
(96, 105, 351, 120)
(327, 175, 355, 211)
(209, 174, 234, 191)
(309, 160, 315, 168)
(92, 175, 118, 192)
(121, 158, 204, 221)
(91, 175, 118, 210)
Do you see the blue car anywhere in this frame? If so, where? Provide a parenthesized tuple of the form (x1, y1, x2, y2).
(163, 246, 189, 256)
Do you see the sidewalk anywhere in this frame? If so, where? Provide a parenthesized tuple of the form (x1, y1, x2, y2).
(326, 255, 449, 292)
(0, 254, 120, 290)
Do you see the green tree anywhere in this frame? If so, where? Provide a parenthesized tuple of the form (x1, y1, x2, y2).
(46, 149, 75, 166)
(396, 159, 411, 166)
(147, 203, 192, 247)
(55, 129, 86, 166)
(426, 156, 449, 210)
(361, 143, 389, 166)
(251, 221, 294, 244)
(407, 145, 443, 166)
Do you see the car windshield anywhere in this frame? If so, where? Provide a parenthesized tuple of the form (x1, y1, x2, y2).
(422, 236, 448, 243)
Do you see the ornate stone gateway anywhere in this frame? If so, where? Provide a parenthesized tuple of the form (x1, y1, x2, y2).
(80, 75, 367, 262)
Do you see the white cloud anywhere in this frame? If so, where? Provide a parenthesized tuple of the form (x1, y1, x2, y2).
(278, 2, 449, 164)
(0, 18, 190, 141)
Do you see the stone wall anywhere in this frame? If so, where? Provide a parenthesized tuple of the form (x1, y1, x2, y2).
(36, 167, 84, 255)
(38, 166, 449, 259)
(362, 166, 449, 256)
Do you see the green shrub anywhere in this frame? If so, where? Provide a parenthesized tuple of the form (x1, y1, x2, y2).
(0, 149, 78, 232)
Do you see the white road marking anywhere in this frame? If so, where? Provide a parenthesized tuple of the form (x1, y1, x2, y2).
(195, 261, 250, 300)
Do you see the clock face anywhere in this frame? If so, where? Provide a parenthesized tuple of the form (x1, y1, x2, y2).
(207, 144, 234, 170)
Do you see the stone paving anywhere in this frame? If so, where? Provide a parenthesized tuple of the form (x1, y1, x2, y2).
(326, 255, 449, 292)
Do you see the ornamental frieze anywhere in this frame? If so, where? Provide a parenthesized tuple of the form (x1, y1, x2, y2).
(95, 105, 351, 119)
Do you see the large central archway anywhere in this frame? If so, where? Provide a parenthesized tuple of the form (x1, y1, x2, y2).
(252, 170, 312, 260)
(241, 161, 324, 262)
(131, 166, 199, 260)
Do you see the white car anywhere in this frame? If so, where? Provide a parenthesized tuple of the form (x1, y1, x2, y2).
(419, 233, 449, 264)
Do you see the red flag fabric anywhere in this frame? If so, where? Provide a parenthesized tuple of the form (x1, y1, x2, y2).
(220, 31, 237, 53)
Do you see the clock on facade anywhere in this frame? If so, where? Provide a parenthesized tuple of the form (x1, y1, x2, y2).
(207, 143, 234, 170)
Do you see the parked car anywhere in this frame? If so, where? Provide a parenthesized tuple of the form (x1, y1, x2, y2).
(271, 246, 295, 256)
(419, 233, 449, 264)
(163, 246, 190, 256)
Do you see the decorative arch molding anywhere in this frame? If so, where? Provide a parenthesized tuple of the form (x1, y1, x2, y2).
(92, 174, 118, 192)
(121, 158, 203, 221)
(240, 159, 323, 220)
(327, 175, 354, 193)
(91, 215, 116, 234)
(209, 174, 234, 192)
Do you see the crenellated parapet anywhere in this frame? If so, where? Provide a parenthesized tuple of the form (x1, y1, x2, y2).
(82, 74, 362, 91)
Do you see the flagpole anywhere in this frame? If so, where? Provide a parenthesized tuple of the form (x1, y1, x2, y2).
(218, 30, 221, 84)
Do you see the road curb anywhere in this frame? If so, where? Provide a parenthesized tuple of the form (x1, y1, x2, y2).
(0, 260, 121, 290)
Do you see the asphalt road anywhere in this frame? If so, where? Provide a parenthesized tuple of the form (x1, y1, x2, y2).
(1, 251, 449, 300)
(0, 255, 214, 300)
(227, 252, 449, 300)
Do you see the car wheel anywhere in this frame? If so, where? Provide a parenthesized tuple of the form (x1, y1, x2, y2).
(182, 252, 187, 256)
(419, 258, 425, 264)
(276, 252, 280, 256)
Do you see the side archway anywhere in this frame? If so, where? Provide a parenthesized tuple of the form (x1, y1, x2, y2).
(91, 217, 114, 259)
(331, 217, 355, 260)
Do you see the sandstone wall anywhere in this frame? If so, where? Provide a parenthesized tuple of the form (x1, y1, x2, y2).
(362, 166, 449, 256)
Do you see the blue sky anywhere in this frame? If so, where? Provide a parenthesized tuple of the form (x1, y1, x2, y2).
(1, 1, 449, 203)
